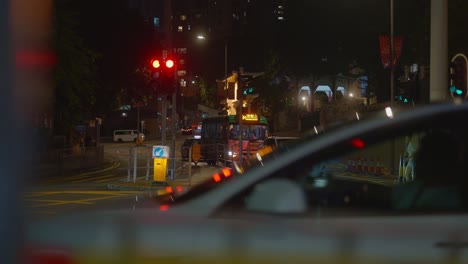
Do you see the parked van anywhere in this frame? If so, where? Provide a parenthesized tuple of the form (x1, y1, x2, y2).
(113, 130, 144, 143)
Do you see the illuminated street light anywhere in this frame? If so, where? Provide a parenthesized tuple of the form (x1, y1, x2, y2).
(385, 107, 394, 118)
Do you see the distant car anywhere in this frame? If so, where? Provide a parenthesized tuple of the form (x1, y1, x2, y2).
(181, 126, 193, 135)
(181, 137, 200, 160)
(113, 130, 144, 143)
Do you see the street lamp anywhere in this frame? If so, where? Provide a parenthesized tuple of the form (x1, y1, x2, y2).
(196, 34, 228, 102)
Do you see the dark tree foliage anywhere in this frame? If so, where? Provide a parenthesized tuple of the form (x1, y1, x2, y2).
(53, 0, 99, 134)
(73, 0, 156, 113)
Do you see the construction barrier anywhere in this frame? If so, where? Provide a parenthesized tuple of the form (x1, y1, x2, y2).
(346, 156, 387, 176)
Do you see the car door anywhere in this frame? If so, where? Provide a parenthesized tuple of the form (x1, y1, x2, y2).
(200, 105, 468, 263)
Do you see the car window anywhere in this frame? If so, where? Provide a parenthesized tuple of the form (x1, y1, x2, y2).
(215, 124, 468, 217)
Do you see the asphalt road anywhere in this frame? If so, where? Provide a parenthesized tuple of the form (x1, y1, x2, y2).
(23, 134, 216, 221)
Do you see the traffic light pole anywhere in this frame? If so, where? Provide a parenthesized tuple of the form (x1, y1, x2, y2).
(171, 89, 176, 180)
(161, 96, 167, 146)
(238, 72, 243, 165)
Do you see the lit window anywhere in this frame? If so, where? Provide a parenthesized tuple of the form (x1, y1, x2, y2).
(278, 16, 285, 20)
(178, 70, 187, 77)
(188, 25, 191, 31)
(177, 48, 187, 54)
(180, 15, 187, 21)
(278, 5, 283, 9)
(178, 26, 183, 32)
(180, 79, 186, 87)
(153, 17, 160, 27)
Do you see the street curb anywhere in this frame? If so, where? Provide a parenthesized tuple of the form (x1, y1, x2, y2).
(106, 183, 166, 191)
(73, 160, 120, 177)
(106, 179, 191, 191)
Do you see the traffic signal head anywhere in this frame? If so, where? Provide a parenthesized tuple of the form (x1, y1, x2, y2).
(152, 59, 161, 69)
(449, 57, 467, 98)
(150, 57, 177, 95)
(151, 58, 175, 69)
(165, 59, 174, 69)
(243, 87, 254, 95)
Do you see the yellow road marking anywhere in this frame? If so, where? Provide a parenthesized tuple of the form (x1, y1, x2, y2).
(24, 199, 93, 206)
(39, 162, 121, 184)
(70, 174, 116, 183)
(25, 190, 141, 197)
(25, 190, 142, 208)
(26, 210, 57, 215)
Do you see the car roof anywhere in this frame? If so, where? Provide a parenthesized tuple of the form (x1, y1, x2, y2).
(179, 101, 468, 214)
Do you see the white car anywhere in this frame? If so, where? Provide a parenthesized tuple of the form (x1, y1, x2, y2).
(26, 102, 468, 263)
(113, 130, 144, 143)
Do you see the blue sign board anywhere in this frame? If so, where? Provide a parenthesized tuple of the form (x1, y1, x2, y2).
(152, 145, 169, 159)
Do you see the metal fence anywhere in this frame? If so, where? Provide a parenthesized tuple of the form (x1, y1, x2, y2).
(126, 145, 199, 184)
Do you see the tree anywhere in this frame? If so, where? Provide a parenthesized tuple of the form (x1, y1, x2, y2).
(118, 66, 153, 107)
(252, 53, 292, 132)
(74, 0, 156, 115)
(53, 0, 100, 134)
(199, 78, 217, 108)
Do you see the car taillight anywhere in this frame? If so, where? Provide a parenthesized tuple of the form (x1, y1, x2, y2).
(159, 204, 170, 211)
(222, 168, 232, 177)
(212, 173, 222, 182)
(23, 246, 75, 264)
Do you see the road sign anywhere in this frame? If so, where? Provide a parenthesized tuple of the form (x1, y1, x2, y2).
(152, 145, 170, 159)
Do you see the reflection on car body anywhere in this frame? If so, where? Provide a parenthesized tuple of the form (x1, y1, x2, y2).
(26, 102, 468, 263)
(181, 137, 200, 161)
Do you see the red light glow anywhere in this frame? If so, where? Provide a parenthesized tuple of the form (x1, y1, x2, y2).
(16, 49, 57, 68)
(165, 186, 173, 193)
(213, 173, 222, 182)
(350, 138, 365, 149)
(222, 168, 232, 177)
(165, 59, 174, 68)
(176, 186, 184, 193)
(152, 59, 161, 68)
(160, 204, 170, 211)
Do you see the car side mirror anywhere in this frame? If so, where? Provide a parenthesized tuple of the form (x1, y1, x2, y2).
(245, 178, 307, 214)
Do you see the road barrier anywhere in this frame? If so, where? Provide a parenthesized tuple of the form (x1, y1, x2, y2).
(346, 156, 389, 176)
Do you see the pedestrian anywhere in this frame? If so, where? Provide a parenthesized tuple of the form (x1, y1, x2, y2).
(84, 134, 91, 148)
(403, 133, 420, 182)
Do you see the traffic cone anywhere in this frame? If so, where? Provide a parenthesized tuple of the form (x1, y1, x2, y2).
(375, 158, 382, 175)
(349, 157, 355, 172)
(347, 158, 352, 171)
(362, 158, 368, 174)
(398, 154, 405, 183)
(368, 158, 375, 175)
(356, 157, 362, 173)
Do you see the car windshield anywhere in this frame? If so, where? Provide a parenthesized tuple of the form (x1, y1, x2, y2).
(5, 0, 468, 263)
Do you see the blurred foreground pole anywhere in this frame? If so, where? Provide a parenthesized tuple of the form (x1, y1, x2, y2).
(0, 1, 18, 263)
(4, 0, 54, 263)
(430, 0, 448, 102)
(390, 0, 394, 105)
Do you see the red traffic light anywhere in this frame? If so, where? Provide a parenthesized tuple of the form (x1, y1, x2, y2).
(151, 58, 174, 69)
(165, 59, 174, 68)
(152, 59, 161, 69)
